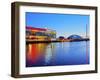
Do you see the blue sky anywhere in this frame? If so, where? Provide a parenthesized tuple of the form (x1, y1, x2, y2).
(26, 12, 89, 38)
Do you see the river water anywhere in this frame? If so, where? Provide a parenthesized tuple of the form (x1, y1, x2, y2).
(26, 41, 89, 67)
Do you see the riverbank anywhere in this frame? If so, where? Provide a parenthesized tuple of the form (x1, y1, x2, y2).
(26, 38, 89, 43)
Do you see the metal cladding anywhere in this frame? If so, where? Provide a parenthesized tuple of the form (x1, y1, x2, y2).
(26, 26, 47, 31)
(67, 35, 82, 39)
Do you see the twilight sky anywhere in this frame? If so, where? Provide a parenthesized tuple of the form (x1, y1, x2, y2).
(26, 12, 89, 38)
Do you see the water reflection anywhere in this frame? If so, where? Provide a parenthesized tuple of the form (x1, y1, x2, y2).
(26, 41, 89, 67)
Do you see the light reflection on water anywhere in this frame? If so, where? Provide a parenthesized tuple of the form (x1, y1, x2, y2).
(26, 41, 89, 67)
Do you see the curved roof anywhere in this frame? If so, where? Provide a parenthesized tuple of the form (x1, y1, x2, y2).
(67, 35, 82, 39)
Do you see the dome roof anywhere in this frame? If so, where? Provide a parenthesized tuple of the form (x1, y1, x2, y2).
(67, 35, 82, 39)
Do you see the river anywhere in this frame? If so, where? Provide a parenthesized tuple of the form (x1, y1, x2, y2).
(26, 41, 89, 67)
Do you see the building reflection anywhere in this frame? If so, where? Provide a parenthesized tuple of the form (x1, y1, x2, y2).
(26, 43, 55, 67)
(45, 43, 55, 65)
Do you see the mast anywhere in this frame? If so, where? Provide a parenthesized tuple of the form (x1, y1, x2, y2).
(86, 24, 88, 38)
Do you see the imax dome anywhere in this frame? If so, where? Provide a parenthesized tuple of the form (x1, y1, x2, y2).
(67, 35, 82, 39)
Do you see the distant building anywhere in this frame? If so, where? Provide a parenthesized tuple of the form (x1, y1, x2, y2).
(67, 35, 82, 39)
(26, 26, 56, 41)
(58, 36, 65, 40)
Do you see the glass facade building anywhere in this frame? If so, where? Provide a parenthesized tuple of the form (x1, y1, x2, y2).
(26, 26, 56, 40)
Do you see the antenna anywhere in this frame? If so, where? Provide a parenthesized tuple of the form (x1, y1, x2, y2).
(86, 24, 88, 38)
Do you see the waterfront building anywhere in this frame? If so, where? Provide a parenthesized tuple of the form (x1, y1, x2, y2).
(67, 35, 82, 39)
(26, 26, 56, 41)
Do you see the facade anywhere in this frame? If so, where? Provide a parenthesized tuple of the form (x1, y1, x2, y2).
(67, 35, 82, 39)
(26, 26, 56, 41)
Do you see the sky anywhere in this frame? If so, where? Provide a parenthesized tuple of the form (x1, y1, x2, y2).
(26, 12, 89, 38)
